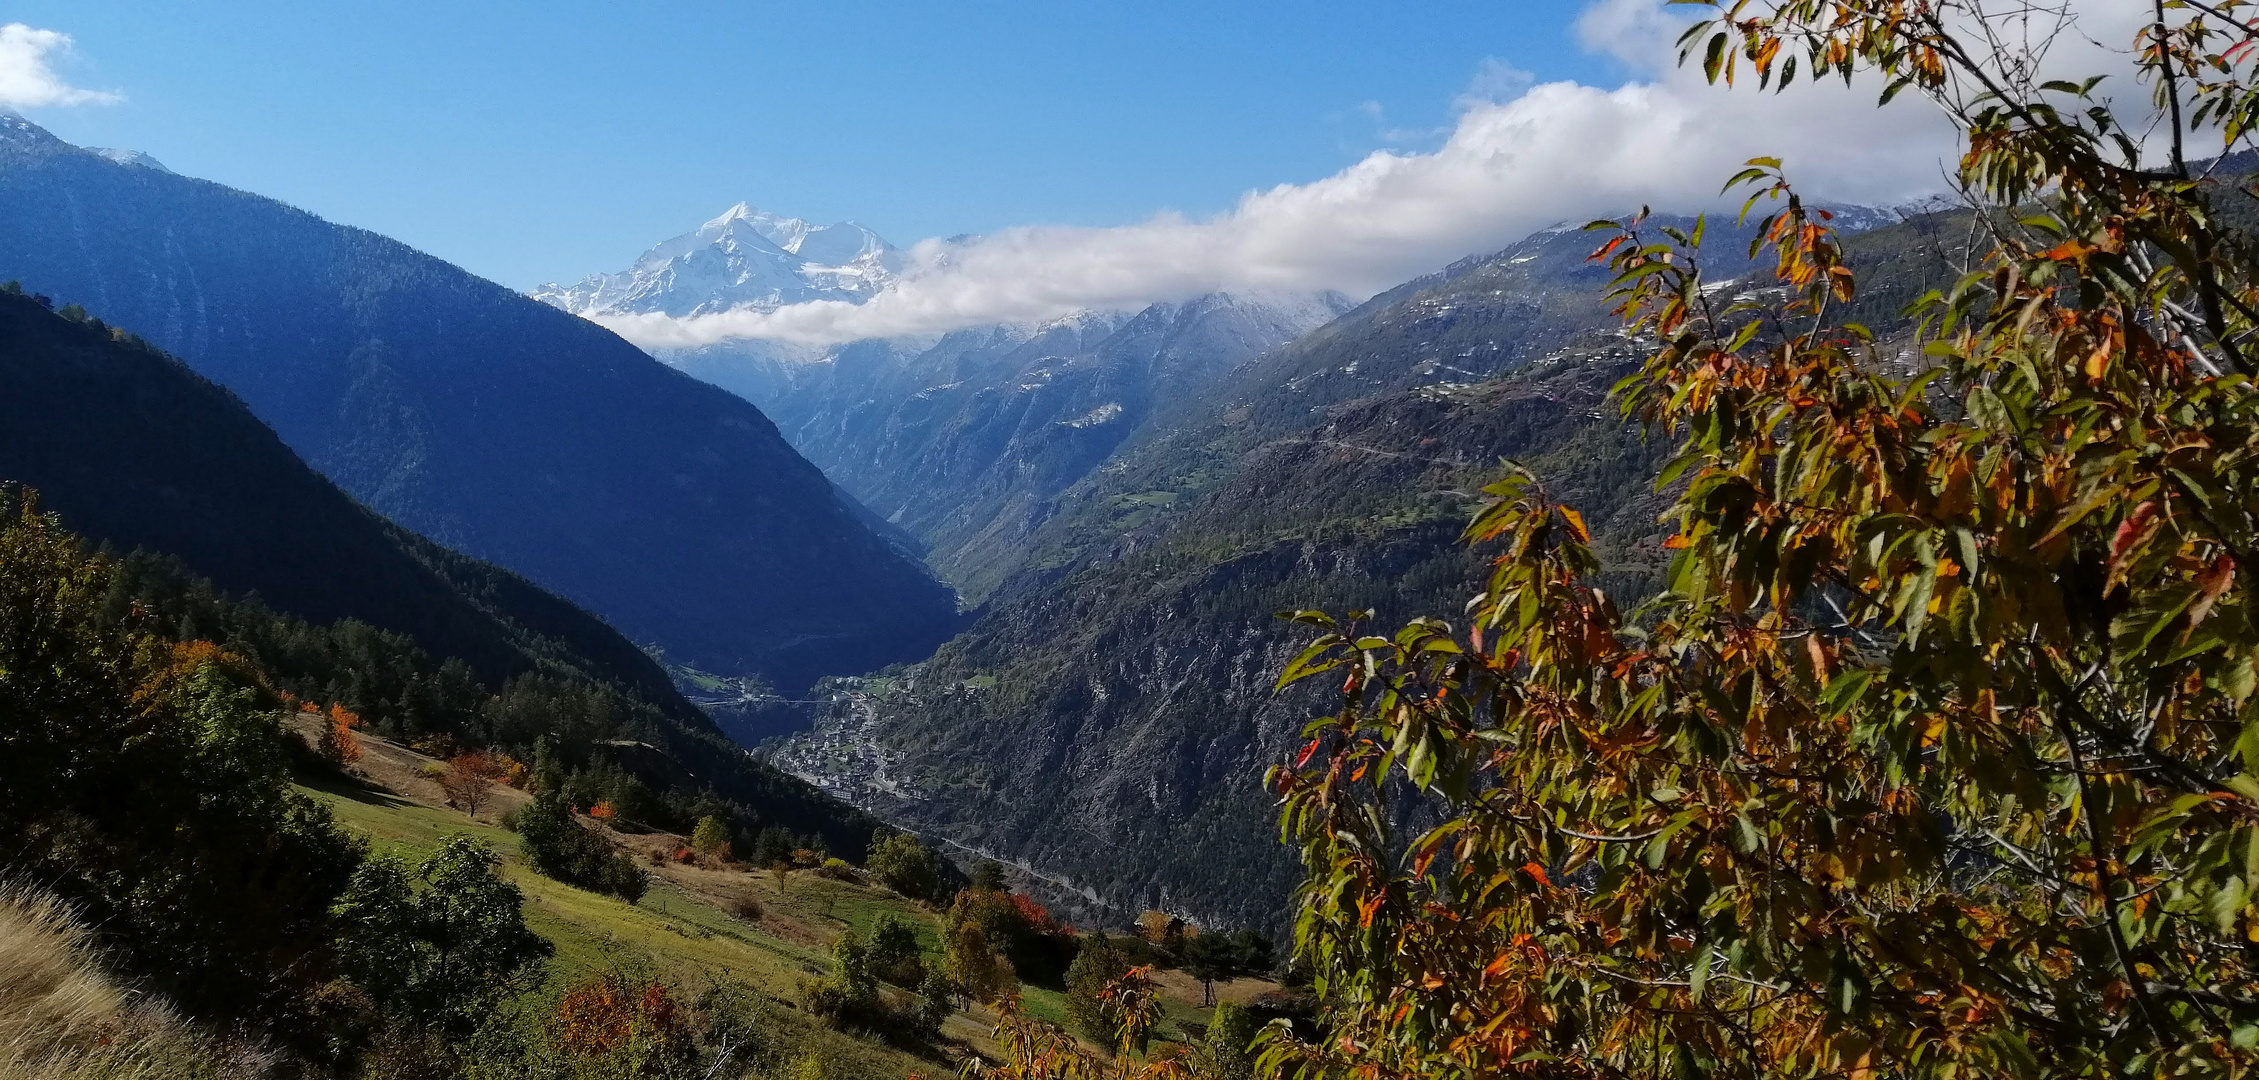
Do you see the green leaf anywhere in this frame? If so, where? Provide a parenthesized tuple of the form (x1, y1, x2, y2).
(2210, 877, 2248, 934)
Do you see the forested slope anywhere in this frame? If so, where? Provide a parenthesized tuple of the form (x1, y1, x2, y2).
(0, 287, 887, 856)
(0, 114, 957, 692)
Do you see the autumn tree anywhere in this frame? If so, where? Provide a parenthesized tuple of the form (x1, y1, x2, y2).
(317, 701, 362, 765)
(1268, 1, 2259, 1077)
(437, 753, 495, 818)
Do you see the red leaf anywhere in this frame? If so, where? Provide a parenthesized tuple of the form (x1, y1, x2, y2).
(2191, 554, 2238, 629)
(2106, 502, 2163, 591)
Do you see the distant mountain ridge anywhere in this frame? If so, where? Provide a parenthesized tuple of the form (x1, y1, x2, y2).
(762, 207, 1960, 931)
(533, 205, 1354, 598)
(533, 203, 898, 317)
(0, 115, 959, 693)
(0, 286, 680, 707)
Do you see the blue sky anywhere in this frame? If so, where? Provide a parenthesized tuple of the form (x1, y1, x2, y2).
(12, 1, 1623, 290)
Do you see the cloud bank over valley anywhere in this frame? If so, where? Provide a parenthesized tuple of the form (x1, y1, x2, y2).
(593, 0, 1973, 349)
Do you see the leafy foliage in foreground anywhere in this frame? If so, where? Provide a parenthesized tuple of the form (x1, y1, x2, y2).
(0, 493, 364, 1024)
(1268, 2, 2259, 1076)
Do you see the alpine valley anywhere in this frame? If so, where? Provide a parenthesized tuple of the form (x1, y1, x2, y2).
(0, 107, 1965, 939)
(535, 194, 1966, 931)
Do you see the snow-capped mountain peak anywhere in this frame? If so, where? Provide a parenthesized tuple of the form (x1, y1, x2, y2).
(533, 203, 900, 319)
(87, 148, 174, 173)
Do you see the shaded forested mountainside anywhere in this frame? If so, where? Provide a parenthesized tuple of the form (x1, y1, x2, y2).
(770, 210, 1972, 931)
(0, 115, 957, 692)
(657, 292, 1354, 600)
(0, 287, 888, 856)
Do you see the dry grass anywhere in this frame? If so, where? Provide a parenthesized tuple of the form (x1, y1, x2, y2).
(0, 884, 236, 1080)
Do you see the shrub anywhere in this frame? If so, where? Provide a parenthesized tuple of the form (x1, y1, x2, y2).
(513, 791, 648, 904)
(803, 930, 878, 1028)
(329, 836, 551, 1037)
(551, 972, 689, 1068)
(1203, 1000, 1259, 1080)
(865, 914, 924, 988)
(866, 831, 941, 901)
(729, 895, 762, 922)
(914, 966, 954, 1037)
(1064, 935, 1131, 1047)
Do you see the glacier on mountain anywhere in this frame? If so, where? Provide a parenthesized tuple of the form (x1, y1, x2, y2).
(532, 203, 899, 318)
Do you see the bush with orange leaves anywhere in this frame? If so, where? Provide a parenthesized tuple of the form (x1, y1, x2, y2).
(437, 753, 504, 817)
(551, 972, 690, 1075)
(316, 702, 361, 766)
(487, 753, 529, 788)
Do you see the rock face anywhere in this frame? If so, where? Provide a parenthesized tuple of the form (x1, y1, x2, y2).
(678, 291, 1357, 598)
(0, 115, 959, 693)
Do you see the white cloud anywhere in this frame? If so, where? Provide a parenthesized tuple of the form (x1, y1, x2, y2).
(602, 1, 2158, 350)
(0, 25, 119, 108)
(1454, 58, 1536, 111)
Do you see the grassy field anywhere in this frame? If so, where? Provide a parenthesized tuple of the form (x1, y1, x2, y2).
(296, 722, 1252, 1077)
(297, 764, 970, 1079)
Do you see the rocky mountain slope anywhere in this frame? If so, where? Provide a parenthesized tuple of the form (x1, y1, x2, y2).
(536, 205, 1352, 600)
(690, 292, 1354, 596)
(767, 209, 1956, 931)
(0, 116, 957, 692)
